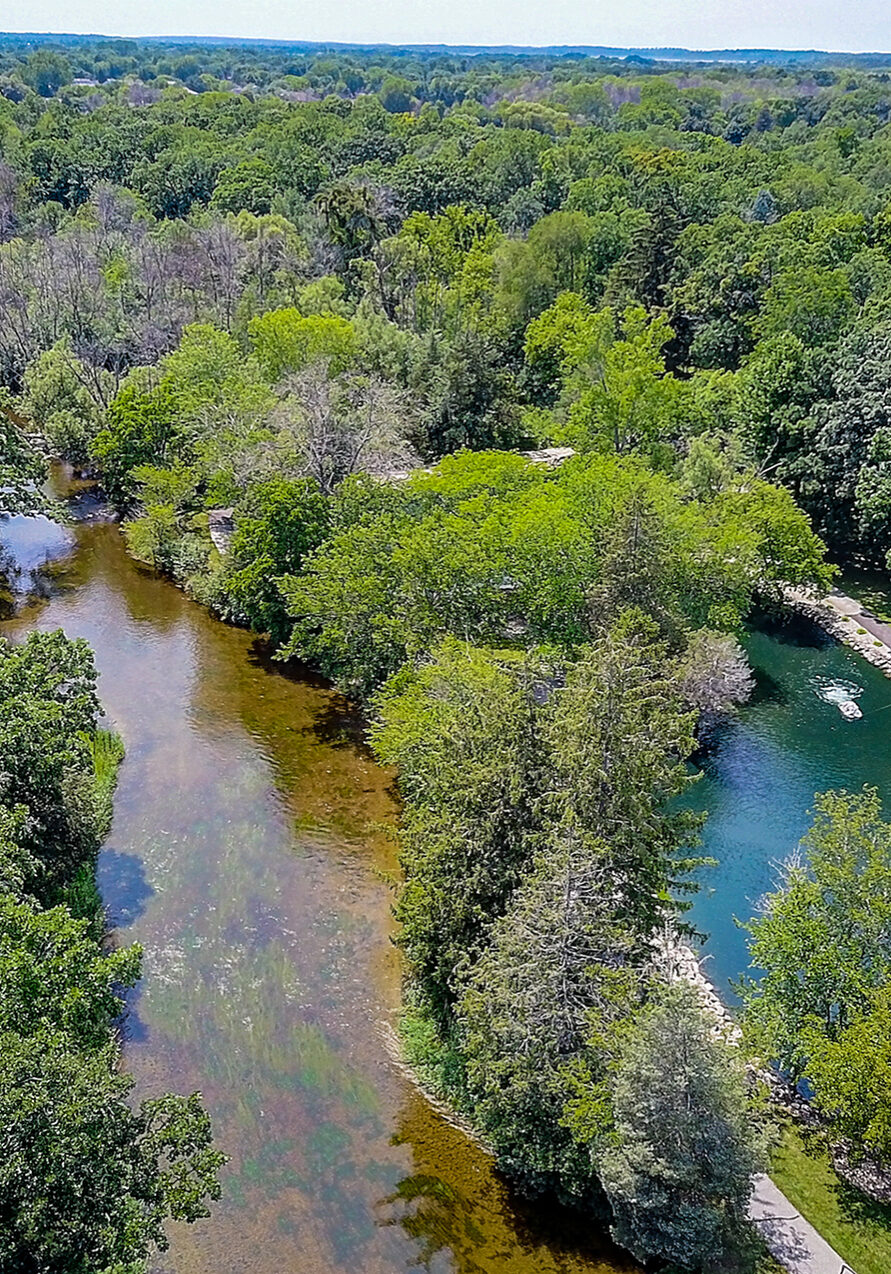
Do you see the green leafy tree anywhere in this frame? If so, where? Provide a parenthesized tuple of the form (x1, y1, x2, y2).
(371, 639, 542, 1014)
(0, 1033, 223, 1274)
(91, 383, 178, 507)
(0, 895, 141, 1049)
(281, 451, 831, 695)
(248, 310, 356, 382)
(0, 807, 37, 898)
(122, 464, 206, 579)
(21, 340, 109, 467)
(94, 326, 273, 509)
(757, 266, 856, 348)
(526, 298, 681, 455)
(278, 506, 413, 695)
(810, 322, 891, 555)
(732, 336, 824, 481)
(801, 984, 891, 1159)
(742, 788, 891, 1079)
(22, 50, 71, 97)
(210, 158, 277, 215)
(713, 480, 837, 599)
(0, 630, 100, 894)
(495, 211, 596, 327)
(220, 476, 329, 638)
(133, 147, 223, 220)
(561, 306, 681, 455)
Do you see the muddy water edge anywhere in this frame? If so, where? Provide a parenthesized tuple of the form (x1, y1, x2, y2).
(0, 491, 637, 1274)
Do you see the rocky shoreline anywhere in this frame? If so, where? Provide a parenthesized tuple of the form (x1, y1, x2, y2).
(656, 932, 742, 1042)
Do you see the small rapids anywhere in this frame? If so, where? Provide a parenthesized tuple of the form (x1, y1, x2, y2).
(811, 676, 864, 707)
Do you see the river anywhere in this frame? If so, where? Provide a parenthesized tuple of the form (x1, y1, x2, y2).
(689, 611, 891, 995)
(0, 505, 638, 1274)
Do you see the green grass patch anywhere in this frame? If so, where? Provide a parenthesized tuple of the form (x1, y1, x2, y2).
(58, 729, 125, 931)
(60, 860, 103, 924)
(771, 1124, 891, 1274)
(92, 729, 125, 840)
(400, 996, 469, 1109)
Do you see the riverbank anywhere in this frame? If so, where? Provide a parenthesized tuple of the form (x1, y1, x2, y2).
(785, 585, 891, 678)
(4, 494, 867, 1274)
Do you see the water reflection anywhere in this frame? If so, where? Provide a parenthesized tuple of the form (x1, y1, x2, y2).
(98, 848, 155, 926)
(0, 512, 74, 612)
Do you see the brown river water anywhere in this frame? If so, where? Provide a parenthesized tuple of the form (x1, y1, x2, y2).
(1, 502, 636, 1274)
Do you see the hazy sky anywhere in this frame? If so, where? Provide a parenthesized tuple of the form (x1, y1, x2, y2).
(4, 0, 891, 53)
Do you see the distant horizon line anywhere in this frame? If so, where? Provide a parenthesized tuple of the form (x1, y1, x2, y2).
(2, 31, 891, 60)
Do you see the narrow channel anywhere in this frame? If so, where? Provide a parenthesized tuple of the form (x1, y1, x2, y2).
(690, 614, 891, 994)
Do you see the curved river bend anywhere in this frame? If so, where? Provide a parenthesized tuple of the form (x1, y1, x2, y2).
(1, 511, 637, 1274)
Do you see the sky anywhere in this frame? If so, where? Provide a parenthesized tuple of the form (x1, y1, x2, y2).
(3, 0, 891, 53)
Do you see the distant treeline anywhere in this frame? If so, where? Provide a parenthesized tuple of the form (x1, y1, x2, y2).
(5, 32, 891, 68)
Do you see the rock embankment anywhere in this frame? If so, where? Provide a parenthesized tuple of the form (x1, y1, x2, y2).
(785, 586, 891, 678)
(654, 931, 742, 1042)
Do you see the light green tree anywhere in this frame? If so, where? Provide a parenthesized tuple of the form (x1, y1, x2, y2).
(742, 787, 891, 1077)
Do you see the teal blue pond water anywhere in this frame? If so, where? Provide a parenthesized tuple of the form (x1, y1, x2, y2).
(688, 613, 891, 1000)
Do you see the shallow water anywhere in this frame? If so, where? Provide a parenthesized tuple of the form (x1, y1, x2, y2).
(0, 512, 636, 1274)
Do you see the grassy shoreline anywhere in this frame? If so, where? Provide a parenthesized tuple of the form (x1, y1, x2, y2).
(771, 1125, 891, 1274)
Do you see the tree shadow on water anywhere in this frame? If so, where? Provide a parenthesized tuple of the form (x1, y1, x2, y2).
(116, 978, 150, 1045)
(98, 848, 155, 927)
(307, 700, 375, 753)
(749, 666, 789, 707)
(750, 608, 837, 651)
(245, 636, 331, 690)
(376, 1092, 638, 1274)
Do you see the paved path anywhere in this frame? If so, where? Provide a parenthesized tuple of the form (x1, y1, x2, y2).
(826, 588, 891, 649)
(749, 1174, 853, 1274)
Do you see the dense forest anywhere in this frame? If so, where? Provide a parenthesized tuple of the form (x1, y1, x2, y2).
(4, 32, 891, 1273)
